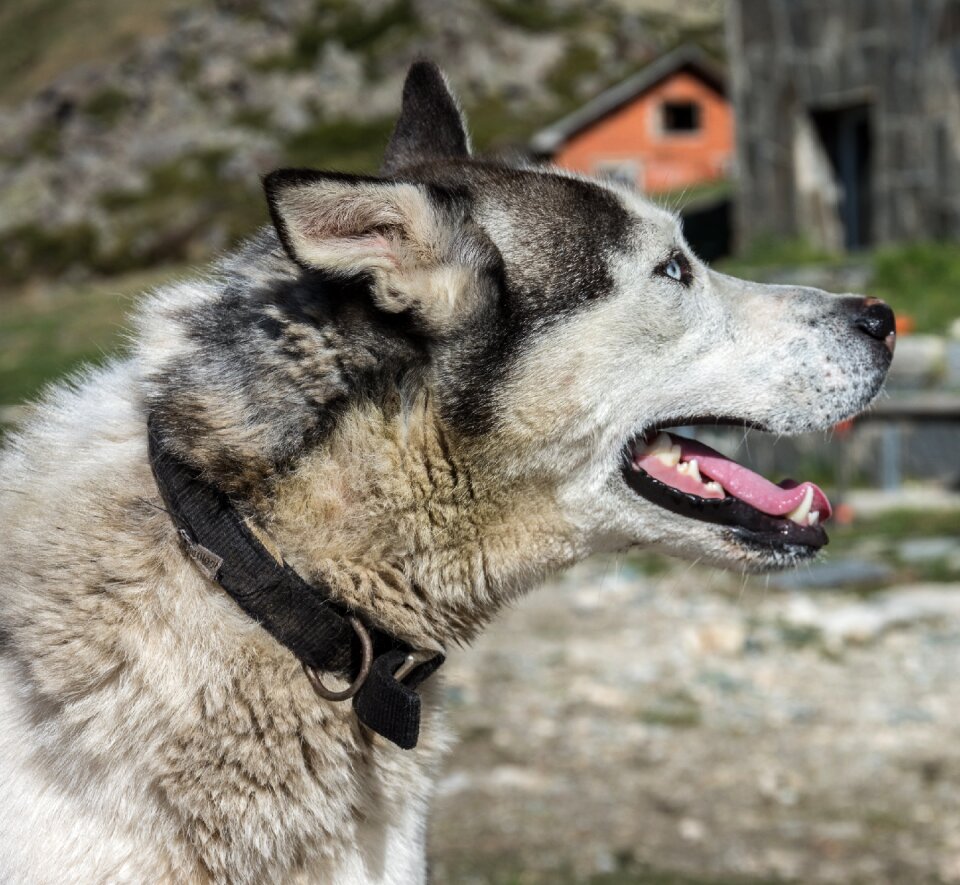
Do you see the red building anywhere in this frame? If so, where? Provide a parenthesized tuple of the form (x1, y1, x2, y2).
(531, 45, 734, 195)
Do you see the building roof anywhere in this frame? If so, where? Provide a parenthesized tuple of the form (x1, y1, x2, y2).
(529, 44, 727, 156)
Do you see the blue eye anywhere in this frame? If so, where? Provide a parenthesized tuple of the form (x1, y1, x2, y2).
(657, 253, 690, 284)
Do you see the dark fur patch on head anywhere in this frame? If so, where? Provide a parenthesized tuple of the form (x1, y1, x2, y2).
(402, 163, 633, 436)
(471, 166, 630, 311)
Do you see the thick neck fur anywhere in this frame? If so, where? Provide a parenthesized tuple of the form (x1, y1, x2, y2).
(263, 392, 579, 651)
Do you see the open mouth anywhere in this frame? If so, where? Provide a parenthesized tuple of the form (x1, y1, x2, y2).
(623, 426, 831, 550)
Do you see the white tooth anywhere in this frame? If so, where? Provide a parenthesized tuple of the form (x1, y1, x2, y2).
(646, 434, 680, 466)
(807, 511, 819, 527)
(685, 459, 702, 483)
(645, 432, 672, 454)
(658, 449, 681, 467)
(704, 481, 725, 496)
(785, 486, 814, 525)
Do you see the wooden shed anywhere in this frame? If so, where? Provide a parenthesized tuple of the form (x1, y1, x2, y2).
(727, 0, 960, 251)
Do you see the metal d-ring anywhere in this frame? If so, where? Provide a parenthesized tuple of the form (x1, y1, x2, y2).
(303, 616, 373, 702)
(393, 647, 442, 684)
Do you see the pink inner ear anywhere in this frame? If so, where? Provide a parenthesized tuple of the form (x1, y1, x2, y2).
(315, 233, 403, 270)
(368, 232, 401, 267)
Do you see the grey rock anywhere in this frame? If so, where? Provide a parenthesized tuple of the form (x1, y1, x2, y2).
(887, 335, 947, 388)
(783, 584, 960, 647)
(771, 558, 894, 590)
(897, 536, 960, 564)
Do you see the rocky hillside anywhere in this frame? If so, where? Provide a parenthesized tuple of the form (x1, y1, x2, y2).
(0, 0, 723, 285)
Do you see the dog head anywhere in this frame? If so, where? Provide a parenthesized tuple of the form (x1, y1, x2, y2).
(143, 61, 894, 634)
(258, 62, 893, 573)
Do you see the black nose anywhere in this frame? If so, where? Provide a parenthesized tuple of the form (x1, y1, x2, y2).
(853, 297, 896, 351)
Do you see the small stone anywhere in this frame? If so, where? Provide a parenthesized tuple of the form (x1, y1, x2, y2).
(685, 621, 746, 656)
(679, 817, 706, 842)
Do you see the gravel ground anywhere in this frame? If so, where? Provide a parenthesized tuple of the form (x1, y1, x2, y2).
(428, 555, 960, 884)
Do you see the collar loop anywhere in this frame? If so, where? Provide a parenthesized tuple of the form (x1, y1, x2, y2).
(303, 616, 373, 702)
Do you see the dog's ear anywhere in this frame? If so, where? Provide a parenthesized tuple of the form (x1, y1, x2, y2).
(380, 60, 471, 175)
(265, 168, 476, 325)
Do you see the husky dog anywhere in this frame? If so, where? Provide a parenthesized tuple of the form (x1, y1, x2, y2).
(0, 61, 894, 883)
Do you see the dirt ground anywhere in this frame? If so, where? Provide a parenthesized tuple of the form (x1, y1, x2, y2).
(428, 555, 960, 884)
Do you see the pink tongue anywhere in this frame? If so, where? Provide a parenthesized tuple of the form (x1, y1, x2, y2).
(638, 434, 832, 520)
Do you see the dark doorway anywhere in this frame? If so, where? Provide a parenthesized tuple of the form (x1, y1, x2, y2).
(810, 104, 873, 250)
(681, 198, 732, 262)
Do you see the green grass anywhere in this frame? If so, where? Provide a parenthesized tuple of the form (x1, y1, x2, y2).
(0, 222, 101, 285)
(84, 86, 132, 125)
(838, 508, 960, 541)
(0, 266, 186, 405)
(482, 0, 586, 31)
(871, 242, 960, 335)
(0, 0, 187, 103)
(714, 236, 840, 276)
(0, 146, 267, 287)
(544, 41, 602, 102)
(260, 0, 419, 72)
(638, 690, 702, 728)
(322, 0, 418, 52)
(654, 179, 734, 212)
(281, 116, 396, 172)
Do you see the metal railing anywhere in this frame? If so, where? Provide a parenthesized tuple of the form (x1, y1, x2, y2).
(851, 393, 960, 491)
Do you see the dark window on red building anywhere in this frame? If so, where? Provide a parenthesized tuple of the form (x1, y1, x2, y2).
(662, 101, 701, 133)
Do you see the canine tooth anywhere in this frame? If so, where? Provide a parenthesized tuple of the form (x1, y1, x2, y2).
(657, 447, 681, 467)
(685, 459, 702, 482)
(807, 511, 819, 527)
(645, 433, 681, 466)
(645, 432, 672, 454)
(785, 486, 814, 525)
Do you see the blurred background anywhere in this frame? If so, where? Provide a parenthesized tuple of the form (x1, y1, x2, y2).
(1, 0, 959, 881)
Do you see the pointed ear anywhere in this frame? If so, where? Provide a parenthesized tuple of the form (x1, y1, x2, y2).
(264, 168, 473, 323)
(380, 60, 471, 175)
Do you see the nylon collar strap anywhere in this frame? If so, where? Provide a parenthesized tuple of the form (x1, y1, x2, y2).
(147, 419, 443, 750)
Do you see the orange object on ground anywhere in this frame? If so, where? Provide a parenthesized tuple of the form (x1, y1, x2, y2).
(895, 315, 914, 335)
(833, 502, 856, 525)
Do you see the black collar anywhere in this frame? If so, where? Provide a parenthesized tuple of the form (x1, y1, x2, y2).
(147, 418, 443, 750)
